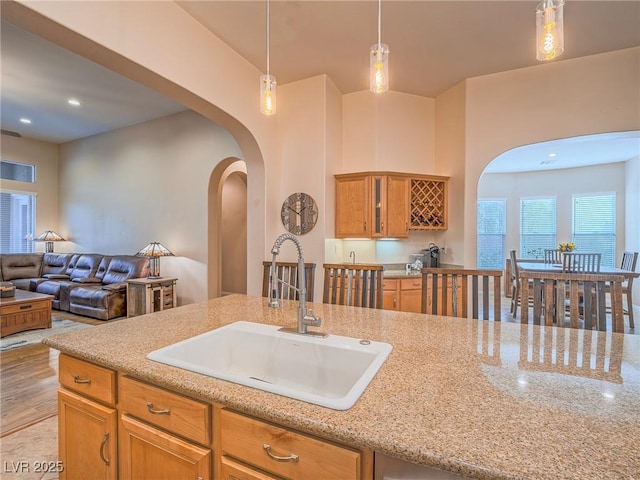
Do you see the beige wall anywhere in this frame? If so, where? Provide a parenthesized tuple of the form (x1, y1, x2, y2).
(0, 135, 60, 249)
(221, 171, 247, 295)
(58, 110, 242, 305)
(479, 163, 627, 260)
(6, 3, 639, 306)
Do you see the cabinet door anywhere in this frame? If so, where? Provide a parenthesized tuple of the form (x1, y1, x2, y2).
(399, 278, 423, 313)
(119, 414, 211, 480)
(59, 389, 117, 480)
(335, 175, 370, 238)
(382, 279, 399, 311)
(220, 456, 280, 480)
(385, 176, 409, 238)
(371, 175, 386, 238)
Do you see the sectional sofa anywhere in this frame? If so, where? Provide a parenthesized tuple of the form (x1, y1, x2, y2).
(0, 252, 149, 320)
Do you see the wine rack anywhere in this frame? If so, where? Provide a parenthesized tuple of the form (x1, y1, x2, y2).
(410, 177, 448, 230)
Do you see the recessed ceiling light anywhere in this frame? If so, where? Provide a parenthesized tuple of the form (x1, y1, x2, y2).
(19, 118, 31, 124)
(68, 98, 81, 107)
(548, 153, 557, 157)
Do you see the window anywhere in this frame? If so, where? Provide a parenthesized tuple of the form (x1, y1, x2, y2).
(572, 193, 616, 267)
(0, 160, 35, 183)
(520, 197, 556, 259)
(477, 199, 506, 268)
(0, 192, 36, 253)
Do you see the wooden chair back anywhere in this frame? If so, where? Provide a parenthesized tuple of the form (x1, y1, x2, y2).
(562, 252, 601, 273)
(322, 264, 384, 308)
(544, 249, 562, 264)
(420, 268, 502, 320)
(621, 251, 638, 273)
(519, 271, 624, 332)
(262, 261, 316, 302)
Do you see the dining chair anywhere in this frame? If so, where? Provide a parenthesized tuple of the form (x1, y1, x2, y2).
(519, 271, 625, 332)
(421, 268, 502, 320)
(262, 261, 316, 302)
(543, 249, 562, 264)
(619, 251, 638, 329)
(561, 252, 601, 273)
(508, 250, 531, 319)
(322, 263, 384, 308)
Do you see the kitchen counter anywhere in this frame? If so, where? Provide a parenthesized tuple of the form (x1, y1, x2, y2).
(44, 294, 640, 479)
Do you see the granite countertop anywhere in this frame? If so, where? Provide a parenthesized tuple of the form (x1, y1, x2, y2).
(44, 295, 640, 479)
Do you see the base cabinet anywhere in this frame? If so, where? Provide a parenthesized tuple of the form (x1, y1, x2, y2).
(58, 389, 117, 480)
(383, 278, 422, 313)
(119, 415, 211, 480)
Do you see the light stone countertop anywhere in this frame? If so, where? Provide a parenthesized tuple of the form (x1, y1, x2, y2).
(44, 294, 640, 479)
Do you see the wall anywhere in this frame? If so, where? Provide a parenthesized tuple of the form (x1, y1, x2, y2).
(461, 47, 640, 268)
(0, 135, 59, 248)
(479, 162, 627, 260)
(221, 171, 247, 295)
(58, 110, 242, 305)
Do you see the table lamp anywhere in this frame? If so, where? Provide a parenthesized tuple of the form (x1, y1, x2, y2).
(135, 242, 174, 278)
(34, 230, 66, 253)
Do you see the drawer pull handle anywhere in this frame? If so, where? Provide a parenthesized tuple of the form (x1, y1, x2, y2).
(19, 305, 32, 310)
(99, 433, 110, 465)
(262, 444, 299, 463)
(73, 375, 91, 385)
(146, 402, 171, 415)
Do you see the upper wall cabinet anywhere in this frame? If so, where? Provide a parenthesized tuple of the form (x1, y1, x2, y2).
(335, 172, 448, 238)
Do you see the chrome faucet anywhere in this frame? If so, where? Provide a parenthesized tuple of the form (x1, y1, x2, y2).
(268, 233, 323, 336)
(349, 250, 356, 265)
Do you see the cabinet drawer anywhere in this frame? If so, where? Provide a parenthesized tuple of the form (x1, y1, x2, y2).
(382, 279, 398, 291)
(119, 376, 211, 445)
(59, 354, 116, 405)
(221, 409, 362, 480)
(1, 300, 49, 315)
(400, 278, 422, 290)
(220, 457, 280, 480)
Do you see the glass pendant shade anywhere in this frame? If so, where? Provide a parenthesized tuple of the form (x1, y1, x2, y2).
(370, 43, 389, 93)
(536, 0, 564, 61)
(260, 74, 277, 115)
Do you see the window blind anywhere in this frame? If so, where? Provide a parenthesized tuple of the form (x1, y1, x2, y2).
(572, 193, 616, 267)
(520, 197, 556, 258)
(0, 192, 36, 253)
(477, 199, 506, 268)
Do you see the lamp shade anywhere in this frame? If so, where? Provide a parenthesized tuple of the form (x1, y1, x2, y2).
(135, 242, 174, 278)
(34, 230, 66, 253)
(35, 230, 65, 242)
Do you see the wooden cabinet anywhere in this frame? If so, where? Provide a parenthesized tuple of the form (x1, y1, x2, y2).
(118, 376, 212, 479)
(119, 415, 211, 480)
(58, 355, 117, 480)
(409, 176, 448, 230)
(382, 279, 399, 310)
(383, 277, 422, 313)
(335, 172, 448, 238)
(219, 408, 372, 480)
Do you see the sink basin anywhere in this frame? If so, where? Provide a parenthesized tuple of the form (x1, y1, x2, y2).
(147, 321, 392, 410)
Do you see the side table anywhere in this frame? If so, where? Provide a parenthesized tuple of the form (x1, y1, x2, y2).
(127, 277, 178, 317)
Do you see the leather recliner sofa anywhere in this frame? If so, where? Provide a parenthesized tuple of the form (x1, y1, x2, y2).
(0, 252, 150, 320)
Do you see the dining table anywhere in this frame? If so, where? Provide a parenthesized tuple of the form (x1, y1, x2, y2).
(517, 262, 640, 277)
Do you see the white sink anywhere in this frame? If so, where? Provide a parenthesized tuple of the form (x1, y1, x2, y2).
(146, 321, 392, 410)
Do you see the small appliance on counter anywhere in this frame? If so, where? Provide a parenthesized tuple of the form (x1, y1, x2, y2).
(421, 243, 440, 268)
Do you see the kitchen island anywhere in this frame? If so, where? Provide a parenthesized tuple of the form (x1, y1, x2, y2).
(44, 294, 640, 479)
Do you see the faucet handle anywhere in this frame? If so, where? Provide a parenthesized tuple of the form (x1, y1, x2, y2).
(303, 310, 322, 328)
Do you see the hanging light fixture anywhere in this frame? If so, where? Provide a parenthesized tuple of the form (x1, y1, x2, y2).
(260, 0, 277, 115)
(370, 0, 389, 93)
(536, 0, 565, 61)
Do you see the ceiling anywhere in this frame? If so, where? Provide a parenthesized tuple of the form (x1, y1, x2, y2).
(1, 1, 639, 170)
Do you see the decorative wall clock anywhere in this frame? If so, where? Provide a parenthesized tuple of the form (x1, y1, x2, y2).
(281, 192, 318, 235)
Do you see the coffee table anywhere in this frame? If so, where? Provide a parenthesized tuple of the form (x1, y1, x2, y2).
(0, 289, 54, 337)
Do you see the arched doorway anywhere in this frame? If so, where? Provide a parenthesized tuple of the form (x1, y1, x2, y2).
(220, 166, 247, 295)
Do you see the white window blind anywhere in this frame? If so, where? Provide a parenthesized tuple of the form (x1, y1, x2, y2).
(572, 193, 616, 267)
(477, 199, 506, 268)
(520, 197, 556, 258)
(0, 160, 35, 182)
(0, 192, 36, 253)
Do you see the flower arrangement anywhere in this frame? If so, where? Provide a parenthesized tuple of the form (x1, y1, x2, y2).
(558, 242, 576, 252)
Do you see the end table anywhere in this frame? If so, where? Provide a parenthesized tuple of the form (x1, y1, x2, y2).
(127, 277, 178, 317)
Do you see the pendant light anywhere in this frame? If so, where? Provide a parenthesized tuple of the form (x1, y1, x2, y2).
(260, 0, 277, 115)
(370, 0, 389, 93)
(536, 0, 565, 61)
